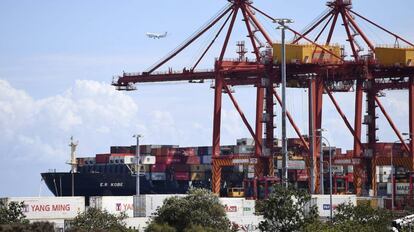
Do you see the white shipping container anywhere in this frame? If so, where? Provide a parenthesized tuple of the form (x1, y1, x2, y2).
(134, 194, 186, 217)
(387, 183, 410, 195)
(276, 160, 306, 170)
(220, 198, 256, 217)
(311, 194, 356, 218)
(90, 196, 134, 217)
(124, 217, 151, 231)
(228, 215, 263, 232)
(0, 197, 85, 220)
(235, 145, 255, 154)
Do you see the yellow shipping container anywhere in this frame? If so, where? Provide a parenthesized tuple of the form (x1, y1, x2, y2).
(273, 43, 341, 64)
(375, 47, 414, 66)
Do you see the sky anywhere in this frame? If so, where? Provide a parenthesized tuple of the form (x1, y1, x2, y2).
(0, 0, 413, 197)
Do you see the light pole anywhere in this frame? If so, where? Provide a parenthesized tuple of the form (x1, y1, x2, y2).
(318, 129, 324, 194)
(133, 134, 142, 196)
(317, 129, 333, 221)
(391, 133, 411, 211)
(275, 18, 293, 188)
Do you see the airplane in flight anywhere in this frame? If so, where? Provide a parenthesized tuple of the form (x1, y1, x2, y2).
(146, 32, 168, 39)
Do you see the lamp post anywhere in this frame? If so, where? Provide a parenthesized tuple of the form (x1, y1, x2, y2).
(133, 134, 142, 196)
(275, 18, 293, 188)
(391, 133, 411, 211)
(319, 129, 324, 194)
(317, 129, 333, 221)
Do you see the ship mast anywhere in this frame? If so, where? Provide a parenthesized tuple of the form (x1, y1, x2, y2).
(69, 136, 78, 196)
(69, 136, 78, 173)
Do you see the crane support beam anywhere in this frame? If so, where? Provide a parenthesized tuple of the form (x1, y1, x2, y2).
(148, 5, 233, 74)
(192, 10, 234, 71)
(272, 89, 310, 152)
(292, 10, 334, 44)
(212, 4, 239, 195)
(244, 6, 273, 45)
(375, 96, 411, 154)
(314, 13, 335, 43)
(324, 85, 364, 148)
(222, 80, 262, 152)
(345, 11, 375, 52)
(240, 5, 261, 61)
(326, 12, 339, 45)
(340, 10, 359, 59)
(349, 9, 414, 47)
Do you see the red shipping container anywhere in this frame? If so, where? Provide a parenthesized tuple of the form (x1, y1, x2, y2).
(156, 155, 186, 165)
(175, 172, 189, 181)
(297, 170, 309, 182)
(151, 148, 163, 156)
(186, 156, 200, 165)
(96, 154, 110, 163)
(151, 164, 167, 172)
(170, 164, 190, 172)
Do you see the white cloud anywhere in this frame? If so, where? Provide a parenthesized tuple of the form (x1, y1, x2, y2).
(0, 79, 142, 162)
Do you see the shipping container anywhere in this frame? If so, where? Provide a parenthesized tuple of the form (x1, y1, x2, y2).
(186, 156, 200, 165)
(170, 164, 190, 172)
(220, 198, 256, 217)
(90, 196, 133, 217)
(151, 164, 167, 172)
(96, 154, 111, 164)
(151, 148, 163, 156)
(0, 197, 85, 220)
(109, 155, 134, 164)
(237, 138, 255, 146)
(155, 155, 186, 165)
(273, 43, 342, 64)
(133, 194, 186, 217)
(150, 172, 166, 181)
(201, 155, 212, 164)
(375, 46, 414, 67)
(198, 146, 212, 156)
(175, 172, 189, 181)
(228, 215, 263, 232)
(234, 145, 254, 154)
(276, 160, 306, 170)
(310, 194, 356, 218)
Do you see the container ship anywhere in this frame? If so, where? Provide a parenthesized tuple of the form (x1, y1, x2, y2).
(42, 137, 360, 199)
(41, 138, 259, 198)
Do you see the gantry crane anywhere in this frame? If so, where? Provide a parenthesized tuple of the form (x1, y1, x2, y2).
(113, 0, 414, 196)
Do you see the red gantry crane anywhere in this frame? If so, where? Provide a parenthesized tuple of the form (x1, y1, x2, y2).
(113, 0, 414, 196)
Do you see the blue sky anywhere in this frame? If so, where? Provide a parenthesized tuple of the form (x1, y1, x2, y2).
(0, 0, 413, 197)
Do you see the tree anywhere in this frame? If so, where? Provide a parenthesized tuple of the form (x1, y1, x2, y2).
(67, 207, 132, 232)
(0, 201, 29, 225)
(333, 202, 393, 232)
(146, 188, 233, 232)
(303, 202, 395, 232)
(257, 184, 318, 232)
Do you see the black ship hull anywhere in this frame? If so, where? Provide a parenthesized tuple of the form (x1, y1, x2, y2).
(41, 172, 192, 198)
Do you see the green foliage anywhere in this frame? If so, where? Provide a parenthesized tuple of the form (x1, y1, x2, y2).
(303, 202, 394, 232)
(147, 188, 232, 232)
(0, 201, 29, 225)
(0, 221, 55, 232)
(145, 223, 176, 232)
(68, 207, 132, 232)
(257, 184, 318, 232)
(333, 202, 393, 232)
